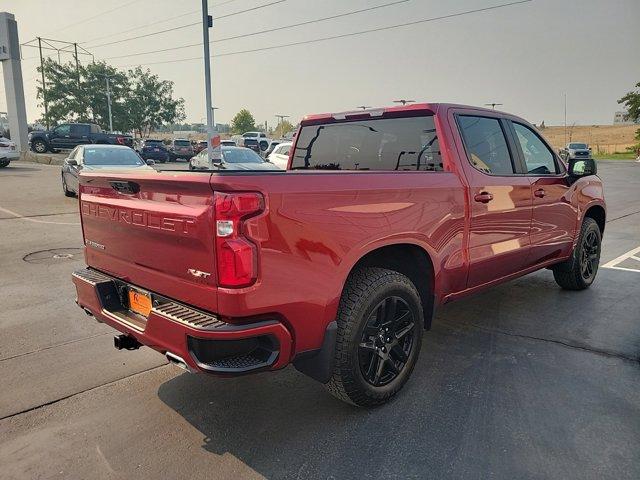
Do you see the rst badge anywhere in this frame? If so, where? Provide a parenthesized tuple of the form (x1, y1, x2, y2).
(188, 269, 211, 279)
(86, 239, 105, 250)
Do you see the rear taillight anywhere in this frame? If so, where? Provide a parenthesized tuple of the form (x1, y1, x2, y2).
(214, 192, 264, 288)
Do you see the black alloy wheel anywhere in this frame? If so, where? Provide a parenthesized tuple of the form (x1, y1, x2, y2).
(580, 229, 600, 281)
(326, 267, 424, 406)
(553, 217, 601, 290)
(358, 296, 416, 387)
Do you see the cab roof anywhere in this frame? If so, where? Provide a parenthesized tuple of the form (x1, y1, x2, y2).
(300, 103, 515, 126)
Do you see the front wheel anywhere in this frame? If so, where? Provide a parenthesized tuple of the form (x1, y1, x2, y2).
(326, 267, 423, 407)
(553, 217, 601, 290)
(32, 139, 48, 153)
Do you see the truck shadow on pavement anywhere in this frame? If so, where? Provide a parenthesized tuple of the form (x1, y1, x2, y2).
(157, 270, 640, 479)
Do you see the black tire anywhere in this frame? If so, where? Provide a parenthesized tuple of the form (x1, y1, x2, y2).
(553, 217, 601, 290)
(31, 139, 48, 153)
(326, 267, 423, 407)
(62, 175, 75, 197)
(0, 160, 9, 168)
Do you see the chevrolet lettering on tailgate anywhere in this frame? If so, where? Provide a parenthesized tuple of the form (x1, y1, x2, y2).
(80, 201, 196, 235)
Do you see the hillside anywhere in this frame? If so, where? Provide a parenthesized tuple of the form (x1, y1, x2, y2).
(540, 124, 637, 154)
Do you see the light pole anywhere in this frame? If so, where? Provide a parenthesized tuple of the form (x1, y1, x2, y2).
(97, 74, 115, 131)
(564, 93, 567, 146)
(104, 75, 113, 132)
(201, 0, 219, 161)
(275, 114, 289, 136)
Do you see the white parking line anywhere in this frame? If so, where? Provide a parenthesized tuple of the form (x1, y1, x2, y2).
(0, 206, 80, 226)
(602, 246, 640, 273)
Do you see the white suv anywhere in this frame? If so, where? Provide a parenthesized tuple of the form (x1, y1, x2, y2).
(267, 142, 292, 170)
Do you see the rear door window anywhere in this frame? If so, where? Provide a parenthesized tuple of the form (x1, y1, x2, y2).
(291, 116, 442, 171)
(70, 124, 90, 136)
(457, 115, 514, 175)
(278, 144, 291, 156)
(55, 124, 71, 136)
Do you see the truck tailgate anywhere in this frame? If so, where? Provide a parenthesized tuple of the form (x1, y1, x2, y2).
(79, 170, 219, 312)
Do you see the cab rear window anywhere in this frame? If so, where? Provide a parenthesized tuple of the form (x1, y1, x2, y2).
(291, 116, 442, 171)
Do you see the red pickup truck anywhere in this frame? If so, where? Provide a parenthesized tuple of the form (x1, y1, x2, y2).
(72, 103, 605, 406)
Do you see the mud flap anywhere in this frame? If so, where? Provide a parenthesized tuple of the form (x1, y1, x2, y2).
(292, 321, 337, 384)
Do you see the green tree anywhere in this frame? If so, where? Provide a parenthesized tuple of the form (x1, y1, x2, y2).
(36, 60, 129, 131)
(274, 119, 294, 138)
(618, 81, 640, 122)
(125, 67, 185, 138)
(618, 82, 640, 155)
(231, 109, 256, 134)
(36, 60, 184, 135)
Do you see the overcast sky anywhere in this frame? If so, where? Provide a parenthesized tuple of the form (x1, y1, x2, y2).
(1, 0, 639, 127)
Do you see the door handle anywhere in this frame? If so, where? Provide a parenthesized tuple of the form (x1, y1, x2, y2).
(534, 188, 546, 198)
(474, 191, 494, 203)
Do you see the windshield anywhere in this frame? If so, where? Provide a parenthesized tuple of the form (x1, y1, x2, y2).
(84, 147, 145, 166)
(222, 148, 264, 164)
(569, 143, 587, 149)
(174, 140, 190, 146)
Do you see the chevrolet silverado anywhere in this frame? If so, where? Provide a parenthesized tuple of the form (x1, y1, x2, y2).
(72, 103, 605, 406)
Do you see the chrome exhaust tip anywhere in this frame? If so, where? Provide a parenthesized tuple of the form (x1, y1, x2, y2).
(166, 352, 193, 373)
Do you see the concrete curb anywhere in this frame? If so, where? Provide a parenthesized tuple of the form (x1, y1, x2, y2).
(19, 151, 65, 166)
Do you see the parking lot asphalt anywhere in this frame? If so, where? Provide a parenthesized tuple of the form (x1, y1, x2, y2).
(0, 160, 639, 480)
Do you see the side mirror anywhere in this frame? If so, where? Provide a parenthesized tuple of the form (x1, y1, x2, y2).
(568, 158, 596, 177)
(67, 159, 78, 166)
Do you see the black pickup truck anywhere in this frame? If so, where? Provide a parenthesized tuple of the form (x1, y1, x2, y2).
(29, 123, 133, 153)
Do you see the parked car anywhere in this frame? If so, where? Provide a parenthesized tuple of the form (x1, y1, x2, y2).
(139, 139, 169, 163)
(29, 123, 133, 153)
(0, 136, 18, 167)
(189, 146, 280, 171)
(192, 140, 206, 154)
(266, 141, 292, 169)
(263, 140, 282, 158)
(169, 139, 194, 160)
(61, 144, 153, 196)
(241, 131, 269, 153)
(72, 103, 605, 407)
(559, 142, 592, 161)
(220, 140, 236, 147)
